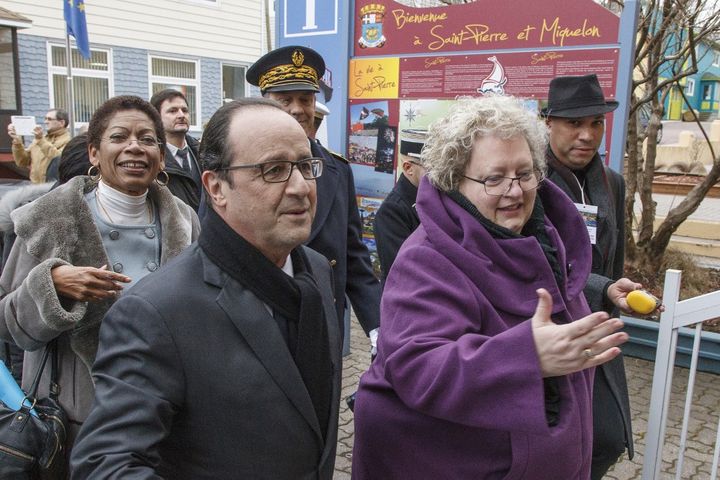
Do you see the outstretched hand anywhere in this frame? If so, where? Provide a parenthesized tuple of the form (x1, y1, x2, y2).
(51, 264, 131, 303)
(531, 288, 629, 378)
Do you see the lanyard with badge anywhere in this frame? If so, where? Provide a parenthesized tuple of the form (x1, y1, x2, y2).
(572, 175, 598, 245)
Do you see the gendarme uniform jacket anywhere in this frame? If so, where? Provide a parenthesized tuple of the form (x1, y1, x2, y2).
(308, 140, 381, 336)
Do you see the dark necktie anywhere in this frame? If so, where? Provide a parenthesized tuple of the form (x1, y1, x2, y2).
(177, 147, 190, 172)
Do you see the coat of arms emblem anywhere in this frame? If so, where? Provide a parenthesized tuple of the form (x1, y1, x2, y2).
(358, 4, 386, 49)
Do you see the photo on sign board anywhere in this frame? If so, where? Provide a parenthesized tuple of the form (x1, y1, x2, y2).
(396, 99, 455, 179)
(349, 100, 389, 166)
(357, 195, 384, 277)
(375, 126, 396, 174)
(349, 100, 396, 198)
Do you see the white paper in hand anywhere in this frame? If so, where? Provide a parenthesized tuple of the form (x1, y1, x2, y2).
(11, 116, 37, 136)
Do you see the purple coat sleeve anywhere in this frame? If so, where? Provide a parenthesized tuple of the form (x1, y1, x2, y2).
(378, 244, 551, 435)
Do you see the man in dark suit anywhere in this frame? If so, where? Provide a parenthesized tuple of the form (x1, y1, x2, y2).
(150, 89, 202, 211)
(543, 74, 642, 479)
(70, 98, 342, 479)
(247, 46, 381, 352)
(374, 133, 427, 287)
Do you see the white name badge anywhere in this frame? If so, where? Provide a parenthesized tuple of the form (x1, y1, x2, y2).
(574, 203, 598, 245)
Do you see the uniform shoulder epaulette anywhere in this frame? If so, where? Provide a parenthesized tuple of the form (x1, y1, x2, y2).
(328, 150, 349, 164)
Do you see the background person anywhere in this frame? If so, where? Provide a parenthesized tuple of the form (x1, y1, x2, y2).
(7, 108, 71, 183)
(247, 45, 381, 354)
(71, 98, 341, 479)
(374, 131, 427, 286)
(0, 133, 93, 382)
(150, 89, 202, 212)
(543, 73, 636, 478)
(0, 95, 198, 453)
(352, 95, 630, 479)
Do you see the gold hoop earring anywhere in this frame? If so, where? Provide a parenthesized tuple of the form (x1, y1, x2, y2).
(155, 170, 170, 187)
(87, 165, 101, 182)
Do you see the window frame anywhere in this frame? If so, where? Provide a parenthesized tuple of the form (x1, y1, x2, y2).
(685, 78, 695, 96)
(148, 54, 201, 129)
(220, 62, 249, 104)
(47, 42, 114, 128)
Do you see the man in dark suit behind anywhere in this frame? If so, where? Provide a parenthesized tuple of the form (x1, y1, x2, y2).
(247, 46, 381, 353)
(150, 89, 202, 211)
(71, 98, 342, 479)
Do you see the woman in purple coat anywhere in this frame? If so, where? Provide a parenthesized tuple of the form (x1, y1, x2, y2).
(352, 96, 630, 480)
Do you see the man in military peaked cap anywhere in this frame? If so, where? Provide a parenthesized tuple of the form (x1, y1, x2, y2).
(246, 45, 325, 95)
(248, 46, 381, 353)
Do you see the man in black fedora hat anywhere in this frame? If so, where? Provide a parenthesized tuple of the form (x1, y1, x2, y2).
(543, 73, 640, 479)
(247, 46, 381, 353)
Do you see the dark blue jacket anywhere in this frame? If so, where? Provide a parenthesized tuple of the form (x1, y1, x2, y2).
(308, 140, 381, 335)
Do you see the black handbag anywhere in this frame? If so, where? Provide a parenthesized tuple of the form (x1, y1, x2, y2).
(0, 340, 68, 479)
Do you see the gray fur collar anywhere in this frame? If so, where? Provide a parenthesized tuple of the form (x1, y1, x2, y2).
(12, 176, 195, 264)
(11, 176, 197, 370)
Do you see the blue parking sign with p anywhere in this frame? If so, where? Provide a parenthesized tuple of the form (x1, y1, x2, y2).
(284, 0, 338, 37)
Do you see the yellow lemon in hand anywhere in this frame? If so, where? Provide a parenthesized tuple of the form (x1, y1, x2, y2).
(627, 290, 660, 315)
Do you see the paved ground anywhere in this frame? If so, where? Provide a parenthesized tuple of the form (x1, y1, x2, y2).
(335, 319, 720, 479)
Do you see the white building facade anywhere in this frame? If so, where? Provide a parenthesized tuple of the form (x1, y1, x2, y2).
(3, 0, 268, 135)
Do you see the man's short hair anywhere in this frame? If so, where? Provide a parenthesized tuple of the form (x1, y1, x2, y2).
(52, 109, 69, 128)
(87, 95, 165, 151)
(200, 97, 285, 190)
(150, 89, 188, 113)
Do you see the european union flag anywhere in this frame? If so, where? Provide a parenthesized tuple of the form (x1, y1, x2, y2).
(64, 0, 90, 59)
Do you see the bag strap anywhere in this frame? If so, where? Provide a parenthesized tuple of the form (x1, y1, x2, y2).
(26, 339, 58, 399)
(49, 339, 60, 400)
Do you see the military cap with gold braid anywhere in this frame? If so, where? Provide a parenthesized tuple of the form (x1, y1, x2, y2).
(246, 45, 326, 94)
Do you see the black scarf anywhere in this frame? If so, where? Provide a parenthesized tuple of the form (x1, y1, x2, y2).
(447, 190, 562, 427)
(198, 207, 333, 439)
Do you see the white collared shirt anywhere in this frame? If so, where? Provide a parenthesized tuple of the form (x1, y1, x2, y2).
(165, 142, 194, 172)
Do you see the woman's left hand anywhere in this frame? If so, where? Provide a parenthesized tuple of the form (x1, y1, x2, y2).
(532, 289, 629, 378)
(51, 264, 132, 302)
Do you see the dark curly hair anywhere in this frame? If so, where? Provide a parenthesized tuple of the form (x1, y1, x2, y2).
(86, 95, 165, 151)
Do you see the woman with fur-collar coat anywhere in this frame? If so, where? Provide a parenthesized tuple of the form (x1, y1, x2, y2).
(0, 96, 199, 451)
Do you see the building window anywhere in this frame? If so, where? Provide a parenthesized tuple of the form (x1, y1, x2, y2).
(713, 52, 720, 67)
(0, 27, 18, 111)
(703, 84, 712, 101)
(222, 64, 247, 103)
(149, 56, 199, 127)
(49, 44, 112, 123)
(685, 78, 695, 96)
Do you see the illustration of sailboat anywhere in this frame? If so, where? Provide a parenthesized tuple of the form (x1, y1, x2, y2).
(477, 56, 507, 95)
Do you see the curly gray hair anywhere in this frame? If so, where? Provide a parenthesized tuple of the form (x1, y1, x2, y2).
(421, 95, 548, 192)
